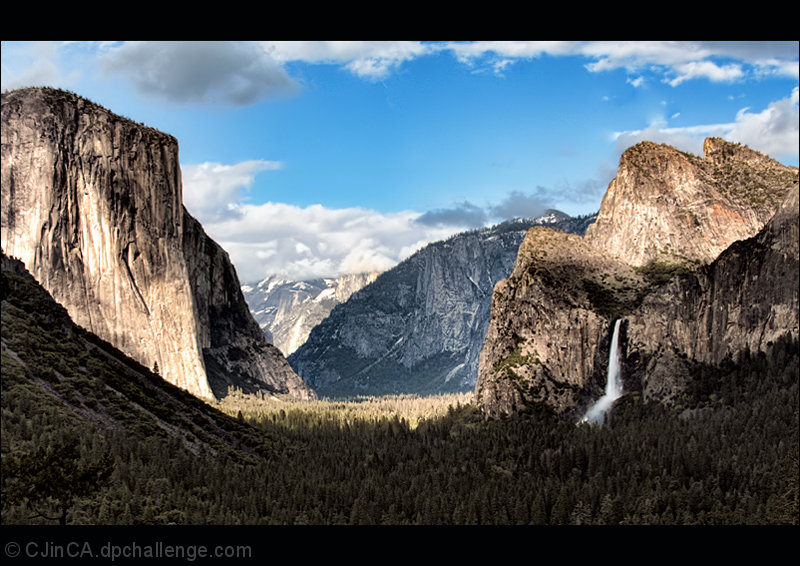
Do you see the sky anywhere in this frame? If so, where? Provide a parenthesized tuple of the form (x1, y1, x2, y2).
(2, 41, 798, 282)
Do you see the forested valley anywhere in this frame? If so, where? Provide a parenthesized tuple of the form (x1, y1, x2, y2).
(1, 254, 798, 527)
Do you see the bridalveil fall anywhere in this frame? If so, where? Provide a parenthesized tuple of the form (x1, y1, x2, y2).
(582, 319, 622, 425)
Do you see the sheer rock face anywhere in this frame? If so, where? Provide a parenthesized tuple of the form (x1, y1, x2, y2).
(289, 223, 531, 397)
(585, 138, 797, 267)
(288, 217, 596, 398)
(477, 139, 797, 418)
(625, 182, 799, 404)
(475, 228, 645, 419)
(182, 214, 316, 400)
(1, 87, 314, 401)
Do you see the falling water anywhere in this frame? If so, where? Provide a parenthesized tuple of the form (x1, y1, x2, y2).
(582, 319, 623, 425)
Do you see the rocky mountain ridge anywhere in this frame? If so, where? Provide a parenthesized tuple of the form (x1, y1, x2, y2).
(584, 138, 796, 268)
(289, 213, 597, 398)
(477, 138, 798, 419)
(242, 271, 380, 356)
(1, 87, 314, 401)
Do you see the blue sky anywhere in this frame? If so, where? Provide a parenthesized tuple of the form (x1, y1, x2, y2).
(2, 41, 798, 282)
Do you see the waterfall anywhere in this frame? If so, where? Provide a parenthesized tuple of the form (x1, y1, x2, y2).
(582, 319, 623, 425)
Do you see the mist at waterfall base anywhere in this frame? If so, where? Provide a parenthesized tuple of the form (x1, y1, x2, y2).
(582, 319, 623, 425)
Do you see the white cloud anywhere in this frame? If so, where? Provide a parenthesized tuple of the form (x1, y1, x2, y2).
(198, 201, 462, 282)
(727, 86, 799, 159)
(181, 160, 281, 223)
(666, 61, 744, 86)
(446, 41, 577, 64)
(180, 159, 464, 281)
(181, 156, 574, 282)
(99, 41, 299, 105)
(753, 59, 799, 80)
(613, 120, 729, 156)
(627, 76, 645, 88)
(262, 41, 437, 80)
(447, 41, 798, 85)
(612, 87, 799, 161)
(582, 41, 712, 73)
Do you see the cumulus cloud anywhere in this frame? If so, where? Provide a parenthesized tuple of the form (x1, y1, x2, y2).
(727, 86, 799, 159)
(208, 190, 576, 283)
(627, 76, 645, 88)
(262, 41, 437, 80)
(99, 41, 299, 105)
(666, 61, 744, 87)
(613, 119, 728, 156)
(612, 87, 799, 161)
(182, 160, 281, 223)
(181, 158, 576, 282)
(180, 160, 466, 281)
(580, 41, 798, 82)
(446, 41, 798, 84)
(197, 202, 461, 282)
(445, 41, 576, 74)
(753, 59, 799, 80)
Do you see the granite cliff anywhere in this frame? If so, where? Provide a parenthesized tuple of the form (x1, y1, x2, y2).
(289, 214, 596, 397)
(585, 138, 796, 267)
(1, 87, 314, 401)
(475, 227, 646, 418)
(625, 181, 799, 404)
(477, 139, 798, 419)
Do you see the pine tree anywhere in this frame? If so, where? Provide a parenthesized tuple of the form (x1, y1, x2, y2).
(2, 438, 114, 525)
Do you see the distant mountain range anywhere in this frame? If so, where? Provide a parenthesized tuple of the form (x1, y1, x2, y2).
(242, 212, 592, 360)
(284, 212, 596, 398)
(242, 272, 380, 356)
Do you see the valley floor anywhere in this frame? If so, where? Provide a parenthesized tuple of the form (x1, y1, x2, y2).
(2, 271, 797, 527)
(3, 343, 798, 527)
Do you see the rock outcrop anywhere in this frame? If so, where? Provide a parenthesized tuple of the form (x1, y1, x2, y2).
(585, 138, 796, 267)
(182, 214, 315, 399)
(242, 271, 380, 356)
(289, 214, 596, 397)
(477, 138, 797, 418)
(625, 181, 799, 404)
(1, 87, 314, 401)
(475, 227, 646, 418)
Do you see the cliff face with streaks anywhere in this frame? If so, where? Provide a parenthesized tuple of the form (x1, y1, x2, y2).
(475, 227, 645, 418)
(625, 182, 799, 404)
(584, 138, 796, 267)
(289, 215, 597, 397)
(1, 87, 314, 401)
(476, 139, 797, 419)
